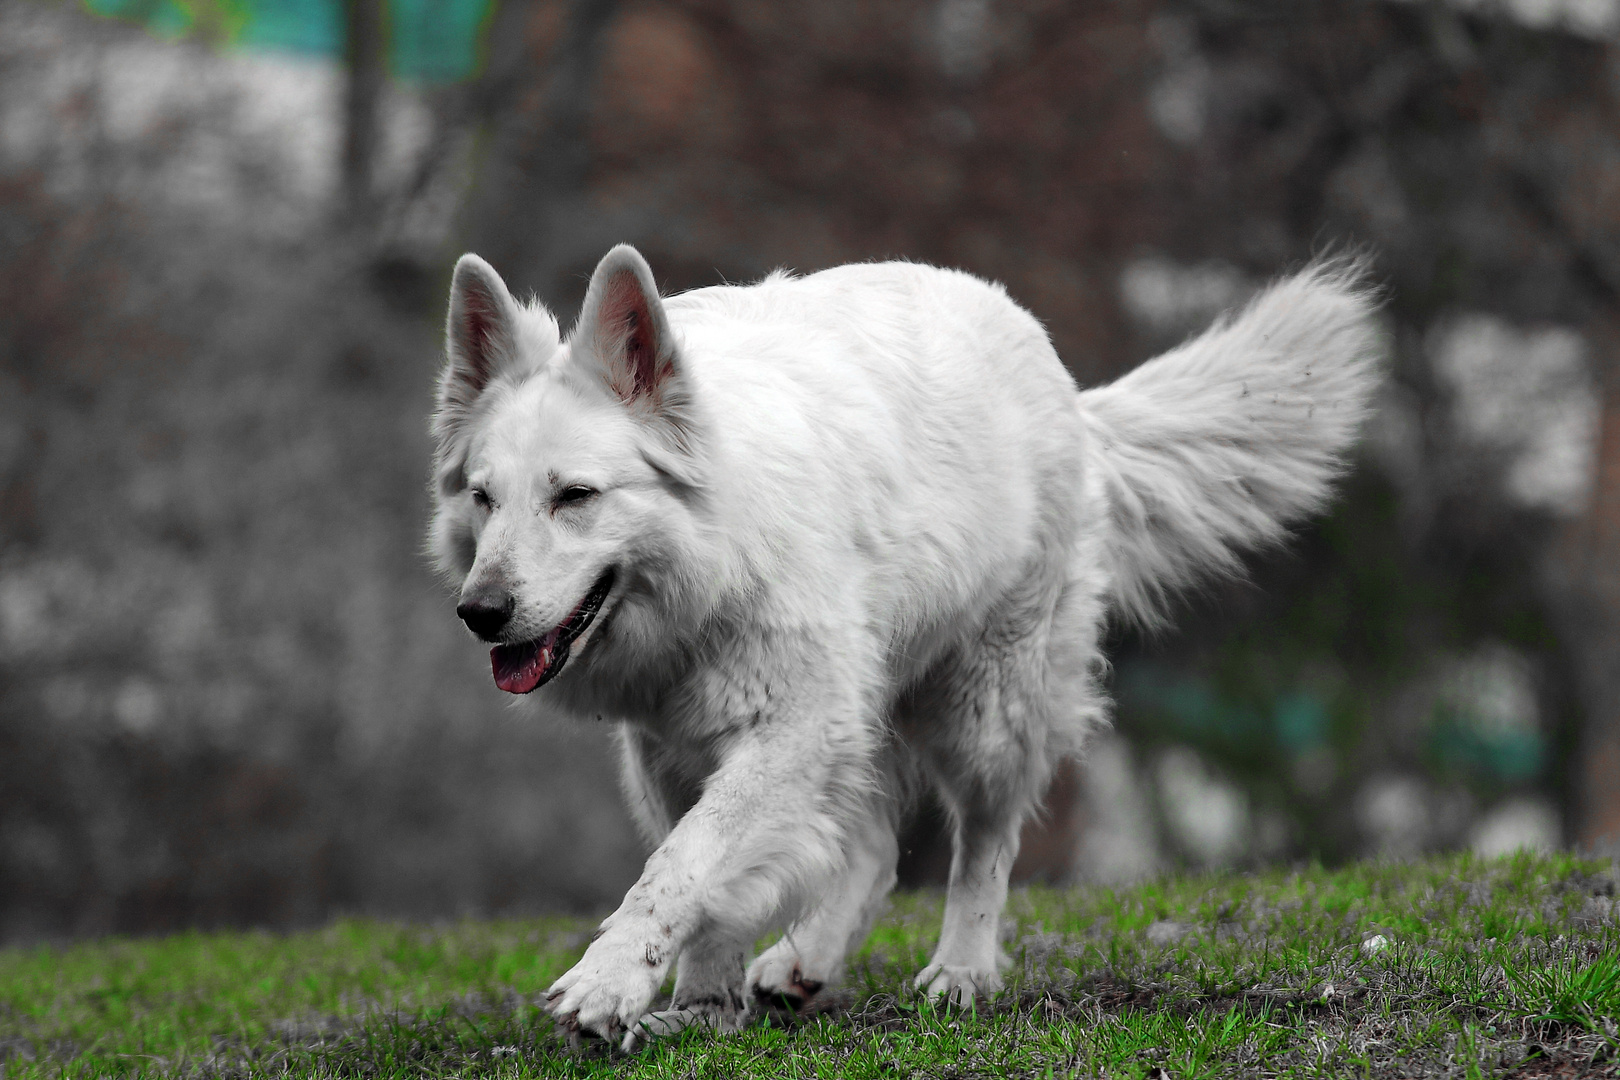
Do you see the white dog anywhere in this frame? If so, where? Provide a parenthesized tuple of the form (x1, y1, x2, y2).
(429, 245, 1379, 1046)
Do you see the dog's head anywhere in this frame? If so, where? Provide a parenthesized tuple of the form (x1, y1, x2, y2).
(429, 245, 707, 696)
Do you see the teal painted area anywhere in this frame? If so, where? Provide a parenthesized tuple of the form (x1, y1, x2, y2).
(237, 0, 341, 56)
(1120, 664, 1545, 786)
(1273, 691, 1331, 754)
(1430, 717, 1545, 783)
(84, 0, 196, 38)
(1119, 667, 1329, 756)
(80, 0, 492, 81)
(390, 0, 490, 82)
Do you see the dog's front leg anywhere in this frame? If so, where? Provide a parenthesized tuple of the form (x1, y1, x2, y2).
(747, 795, 899, 1013)
(544, 682, 871, 1044)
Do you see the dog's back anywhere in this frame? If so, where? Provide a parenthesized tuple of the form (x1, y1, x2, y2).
(651, 258, 1378, 686)
(660, 262, 1092, 683)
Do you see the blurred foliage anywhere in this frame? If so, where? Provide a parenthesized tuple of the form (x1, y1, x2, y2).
(7, 0, 1620, 937)
(1115, 466, 1567, 861)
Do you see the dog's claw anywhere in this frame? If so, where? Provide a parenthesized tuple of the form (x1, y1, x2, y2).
(916, 962, 1003, 1008)
(542, 927, 667, 1043)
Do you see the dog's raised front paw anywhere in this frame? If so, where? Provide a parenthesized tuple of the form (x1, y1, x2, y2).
(915, 962, 1003, 1007)
(545, 931, 669, 1041)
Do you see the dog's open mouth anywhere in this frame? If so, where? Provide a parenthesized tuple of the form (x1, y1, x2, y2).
(490, 570, 615, 694)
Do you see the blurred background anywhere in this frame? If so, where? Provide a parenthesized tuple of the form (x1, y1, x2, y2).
(4, 0, 1620, 943)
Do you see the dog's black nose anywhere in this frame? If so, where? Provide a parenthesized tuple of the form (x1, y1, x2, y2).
(456, 588, 515, 640)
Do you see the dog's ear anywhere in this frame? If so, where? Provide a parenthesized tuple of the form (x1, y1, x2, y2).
(443, 254, 520, 405)
(577, 245, 680, 407)
(574, 245, 706, 486)
(434, 254, 559, 500)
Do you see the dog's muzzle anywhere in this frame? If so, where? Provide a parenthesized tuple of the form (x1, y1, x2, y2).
(488, 569, 615, 694)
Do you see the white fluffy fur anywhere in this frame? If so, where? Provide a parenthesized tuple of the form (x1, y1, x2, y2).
(428, 247, 1381, 1046)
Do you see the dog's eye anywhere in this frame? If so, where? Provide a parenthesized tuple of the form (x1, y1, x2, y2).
(470, 487, 492, 510)
(555, 485, 598, 506)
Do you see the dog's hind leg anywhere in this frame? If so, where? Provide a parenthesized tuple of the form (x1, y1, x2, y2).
(914, 805, 1023, 1005)
(746, 793, 899, 1013)
(908, 584, 1065, 1006)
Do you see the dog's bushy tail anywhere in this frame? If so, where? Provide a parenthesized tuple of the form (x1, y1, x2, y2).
(1077, 259, 1383, 626)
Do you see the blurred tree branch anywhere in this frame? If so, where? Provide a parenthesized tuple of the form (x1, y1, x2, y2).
(343, 0, 386, 226)
(458, 0, 620, 296)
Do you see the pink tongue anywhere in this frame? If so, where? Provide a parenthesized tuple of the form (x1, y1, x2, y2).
(491, 630, 559, 694)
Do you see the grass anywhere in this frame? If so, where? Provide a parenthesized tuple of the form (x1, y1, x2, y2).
(2, 852, 1617, 1078)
